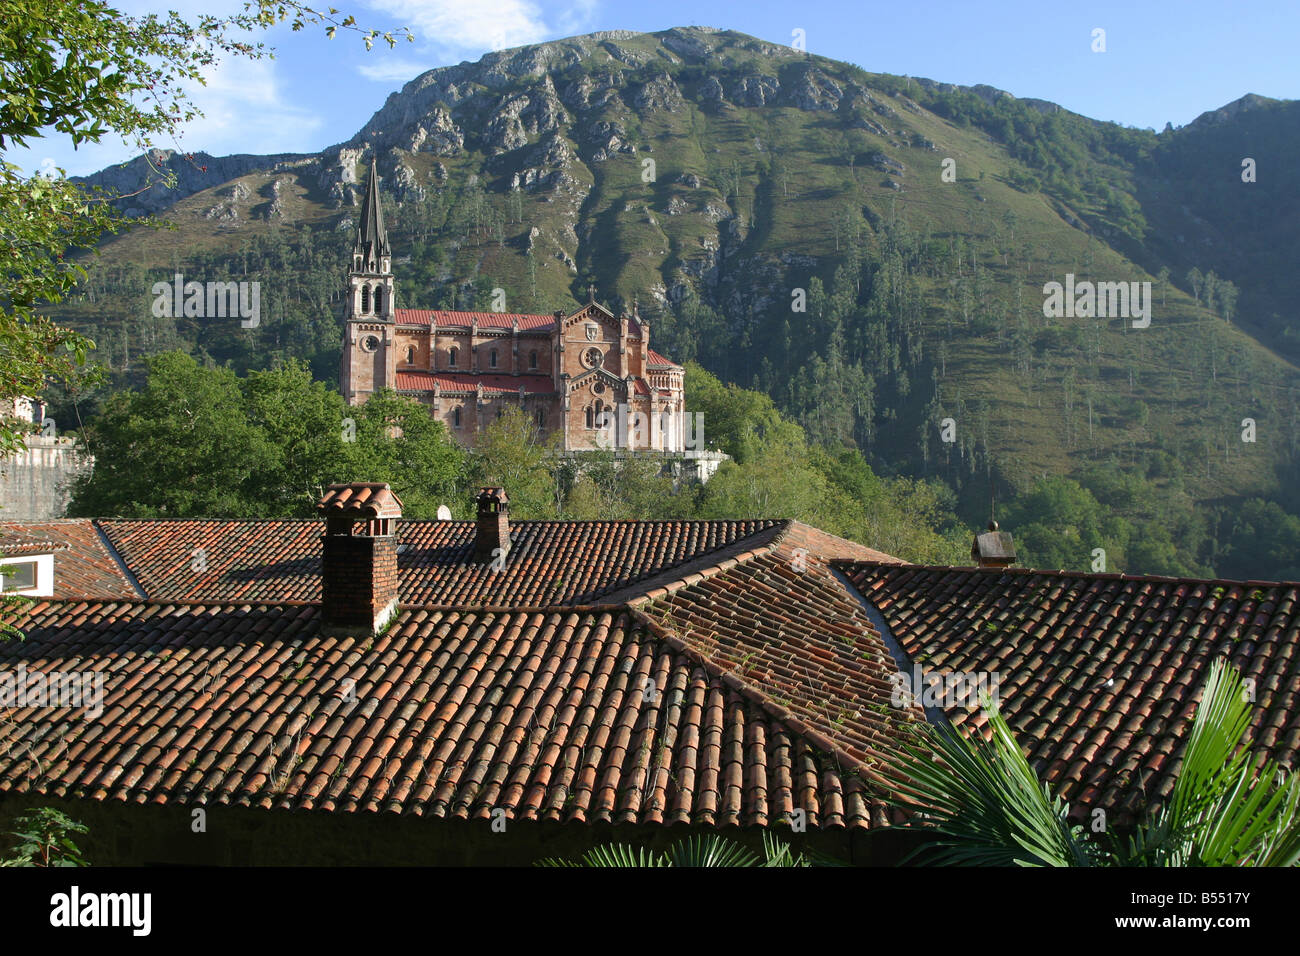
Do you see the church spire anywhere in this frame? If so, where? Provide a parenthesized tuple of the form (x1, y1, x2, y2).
(354, 157, 390, 272)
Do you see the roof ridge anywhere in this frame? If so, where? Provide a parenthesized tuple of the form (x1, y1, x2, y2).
(835, 559, 1300, 589)
(616, 520, 791, 605)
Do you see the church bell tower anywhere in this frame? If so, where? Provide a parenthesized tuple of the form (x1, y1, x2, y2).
(340, 158, 396, 405)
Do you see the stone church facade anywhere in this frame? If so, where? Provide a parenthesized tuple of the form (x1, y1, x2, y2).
(339, 161, 689, 452)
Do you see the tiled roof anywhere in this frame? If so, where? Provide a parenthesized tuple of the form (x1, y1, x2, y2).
(317, 483, 403, 520)
(394, 310, 557, 331)
(0, 529, 68, 557)
(634, 527, 919, 781)
(94, 518, 790, 605)
(0, 521, 139, 599)
(0, 600, 885, 829)
(647, 349, 682, 369)
(838, 562, 1300, 821)
(393, 371, 556, 394)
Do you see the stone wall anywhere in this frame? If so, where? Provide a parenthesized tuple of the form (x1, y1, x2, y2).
(0, 436, 92, 520)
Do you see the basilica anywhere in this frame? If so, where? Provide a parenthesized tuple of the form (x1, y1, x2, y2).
(339, 161, 690, 452)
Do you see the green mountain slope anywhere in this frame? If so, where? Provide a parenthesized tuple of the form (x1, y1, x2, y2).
(48, 26, 1300, 578)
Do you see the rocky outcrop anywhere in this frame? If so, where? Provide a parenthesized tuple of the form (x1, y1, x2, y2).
(75, 150, 306, 217)
(729, 74, 780, 107)
(781, 68, 843, 111)
(404, 107, 464, 156)
(633, 74, 684, 112)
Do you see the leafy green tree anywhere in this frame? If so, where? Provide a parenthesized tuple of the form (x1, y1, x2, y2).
(1005, 476, 1126, 571)
(684, 362, 805, 464)
(561, 448, 685, 520)
(1220, 499, 1300, 581)
(67, 352, 466, 518)
(68, 351, 275, 517)
(695, 435, 833, 523)
(244, 359, 354, 515)
(470, 406, 564, 518)
(340, 389, 466, 518)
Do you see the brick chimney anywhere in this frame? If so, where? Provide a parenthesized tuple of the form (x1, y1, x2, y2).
(474, 486, 510, 562)
(317, 482, 403, 634)
(971, 520, 1016, 569)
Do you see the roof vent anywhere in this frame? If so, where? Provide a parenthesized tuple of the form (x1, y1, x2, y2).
(972, 520, 1016, 569)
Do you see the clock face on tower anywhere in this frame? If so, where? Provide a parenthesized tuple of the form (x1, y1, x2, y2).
(361, 334, 381, 353)
(582, 346, 603, 369)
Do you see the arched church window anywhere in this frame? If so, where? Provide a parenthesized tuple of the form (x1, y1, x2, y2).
(374, 286, 384, 313)
(529, 350, 538, 369)
(405, 346, 415, 365)
(360, 285, 371, 313)
(453, 407, 461, 428)
(489, 348, 498, 369)
(535, 408, 545, 428)
(585, 406, 594, 429)
(449, 347, 458, 367)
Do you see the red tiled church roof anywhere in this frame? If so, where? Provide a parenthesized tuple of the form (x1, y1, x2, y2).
(647, 349, 682, 369)
(393, 371, 555, 394)
(837, 561, 1300, 822)
(394, 310, 556, 331)
(394, 308, 645, 337)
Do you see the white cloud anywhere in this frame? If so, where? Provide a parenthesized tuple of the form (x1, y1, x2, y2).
(356, 0, 602, 81)
(366, 0, 552, 52)
(174, 54, 324, 154)
(357, 58, 437, 84)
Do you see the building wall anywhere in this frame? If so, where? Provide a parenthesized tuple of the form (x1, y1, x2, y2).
(0, 793, 901, 865)
(0, 436, 92, 521)
(343, 303, 686, 453)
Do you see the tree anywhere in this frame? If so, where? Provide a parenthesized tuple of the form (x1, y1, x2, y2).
(470, 406, 563, 518)
(68, 351, 276, 517)
(0, 1, 409, 456)
(1219, 280, 1239, 323)
(341, 389, 467, 518)
(895, 659, 1300, 866)
(1186, 267, 1204, 305)
(67, 351, 465, 518)
(244, 359, 355, 514)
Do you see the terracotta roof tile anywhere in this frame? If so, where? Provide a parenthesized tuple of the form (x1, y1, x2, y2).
(0, 520, 140, 598)
(838, 562, 1300, 822)
(91, 518, 788, 606)
(394, 310, 556, 331)
(394, 371, 556, 394)
(0, 600, 887, 829)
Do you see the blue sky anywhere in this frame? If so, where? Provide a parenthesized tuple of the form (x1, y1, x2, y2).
(20, 0, 1300, 177)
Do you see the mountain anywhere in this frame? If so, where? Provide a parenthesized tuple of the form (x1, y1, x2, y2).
(49, 26, 1300, 578)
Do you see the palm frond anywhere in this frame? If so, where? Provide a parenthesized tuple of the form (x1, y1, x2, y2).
(893, 702, 1093, 867)
(665, 834, 761, 867)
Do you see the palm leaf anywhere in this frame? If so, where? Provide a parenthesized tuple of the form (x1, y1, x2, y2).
(893, 701, 1093, 867)
(664, 834, 761, 867)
